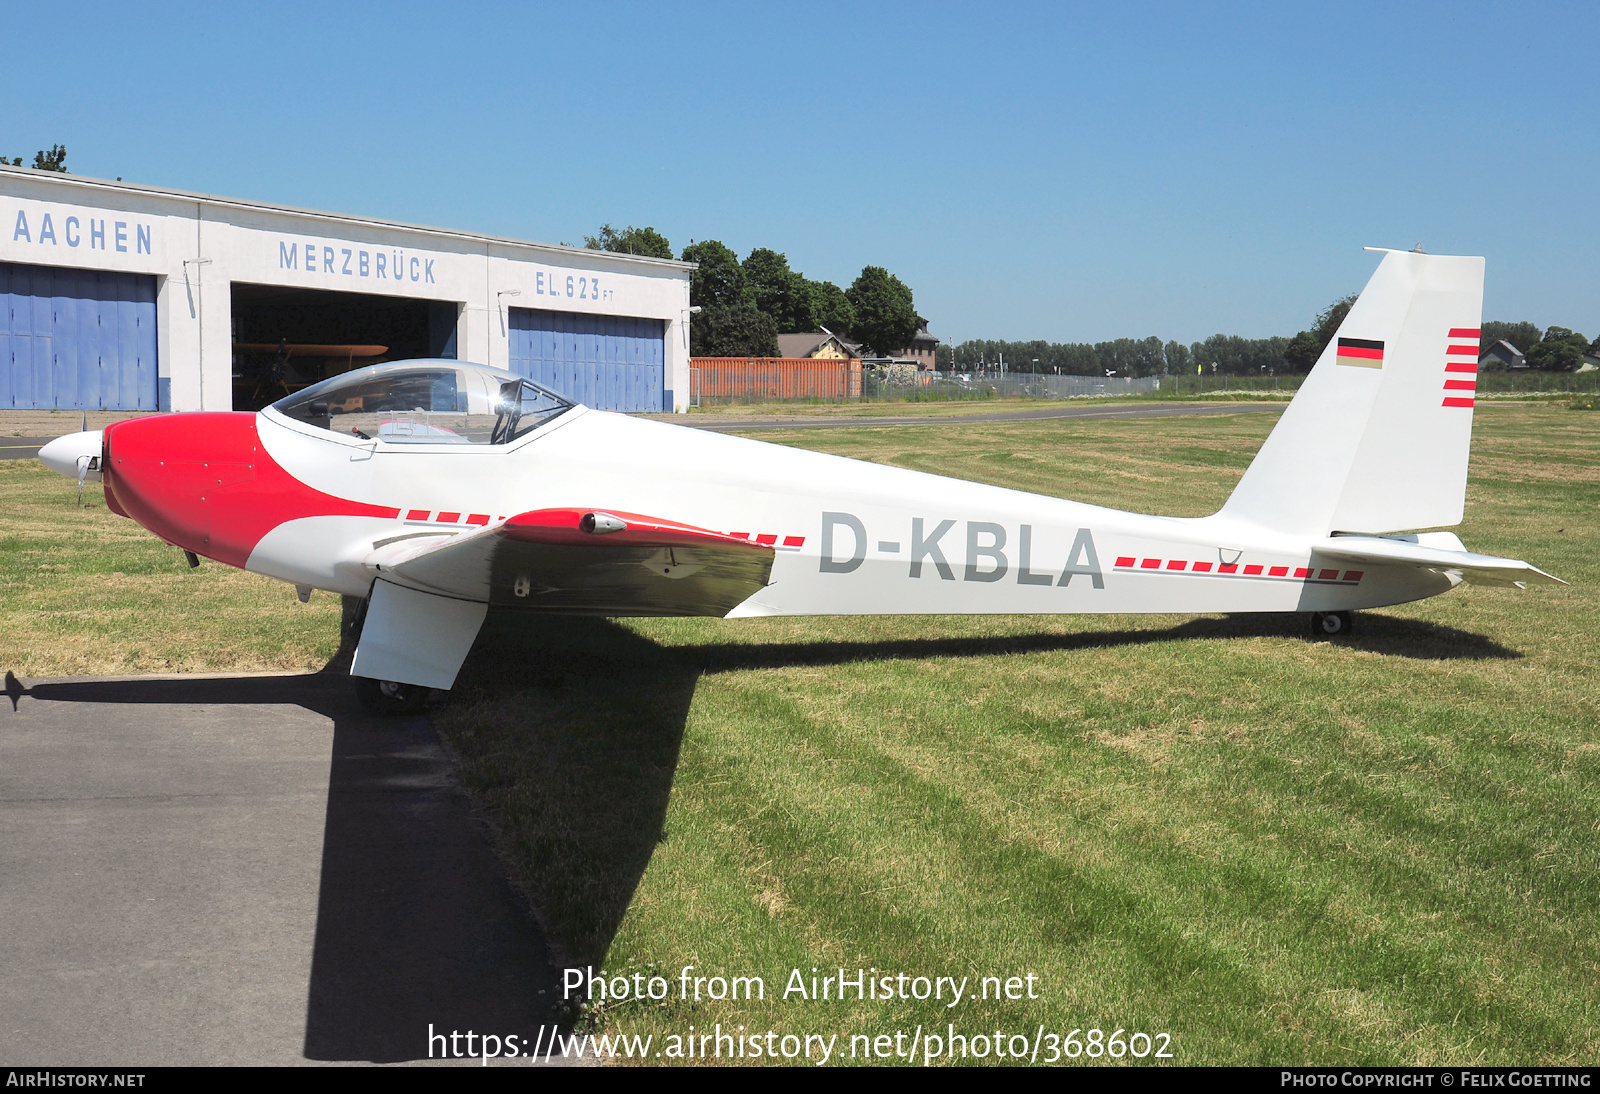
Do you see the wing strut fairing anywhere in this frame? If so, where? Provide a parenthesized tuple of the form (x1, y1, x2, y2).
(350, 580, 488, 690)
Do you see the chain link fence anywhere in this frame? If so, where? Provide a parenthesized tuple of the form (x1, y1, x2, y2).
(873, 371, 1161, 400)
(687, 359, 1598, 407)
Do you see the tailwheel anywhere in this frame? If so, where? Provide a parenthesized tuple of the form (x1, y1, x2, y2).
(1309, 610, 1353, 638)
(354, 676, 434, 715)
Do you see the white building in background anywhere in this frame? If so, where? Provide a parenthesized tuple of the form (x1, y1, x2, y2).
(0, 166, 693, 413)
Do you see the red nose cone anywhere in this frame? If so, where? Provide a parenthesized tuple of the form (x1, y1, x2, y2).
(103, 414, 260, 566)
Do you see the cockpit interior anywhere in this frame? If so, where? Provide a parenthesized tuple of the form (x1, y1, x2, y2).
(269, 360, 573, 444)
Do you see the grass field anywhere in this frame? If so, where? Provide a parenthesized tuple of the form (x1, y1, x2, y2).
(0, 471, 342, 677)
(2, 404, 1596, 1065)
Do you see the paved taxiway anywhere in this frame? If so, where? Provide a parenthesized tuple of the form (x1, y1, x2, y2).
(0, 438, 51, 460)
(0, 672, 561, 1065)
(662, 401, 1285, 432)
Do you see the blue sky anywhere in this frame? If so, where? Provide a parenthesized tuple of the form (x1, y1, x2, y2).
(6, 1, 1595, 345)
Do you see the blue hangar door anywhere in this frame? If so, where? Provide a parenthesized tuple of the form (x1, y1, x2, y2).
(507, 307, 666, 412)
(0, 261, 159, 410)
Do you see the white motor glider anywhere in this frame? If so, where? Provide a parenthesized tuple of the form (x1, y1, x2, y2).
(39, 248, 1562, 711)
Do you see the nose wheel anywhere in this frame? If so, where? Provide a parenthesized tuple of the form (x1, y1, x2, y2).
(354, 676, 434, 715)
(1309, 610, 1352, 638)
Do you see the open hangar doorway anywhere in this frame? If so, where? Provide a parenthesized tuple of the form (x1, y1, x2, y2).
(229, 284, 459, 410)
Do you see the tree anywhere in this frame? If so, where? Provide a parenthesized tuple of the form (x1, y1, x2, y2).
(742, 248, 818, 334)
(1135, 336, 1166, 375)
(680, 240, 748, 309)
(809, 279, 856, 338)
(1480, 321, 1542, 356)
(845, 266, 921, 356)
(1527, 326, 1589, 372)
(584, 223, 672, 259)
(947, 332, 1289, 376)
(1164, 340, 1192, 374)
(690, 304, 779, 357)
(1188, 334, 1289, 376)
(1283, 292, 1358, 372)
(1, 143, 66, 169)
(32, 144, 66, 172)
(1095, 338, 1151, 376)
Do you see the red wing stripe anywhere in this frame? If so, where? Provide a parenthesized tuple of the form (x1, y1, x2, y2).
(783, 535, 805, 547)
(1141, 558, 1161, 569)
(1166, 560, 1187, 571)
(756, 534, 778, 546)
(1318, 569, 1340, 580)
(1293, 567, 1311, 578)
(1445, 345, 1480, 356)
(466, 513, 490, 526)
(1445, 363, 1477, 374)
(1218, 563, 1238, 573)
(1443, 397, 1475, 408)
(1443, 379, 1476, 391)
(1268, 566, 1288, 577)
(406, 509, 430, 521)
(1115, 556, 1136, 567)
(1192, 561, 1213, 572)
(436, 511, 460, 523)
(1448, 327, 1481, 338)
(1343, 571, 1363, 581)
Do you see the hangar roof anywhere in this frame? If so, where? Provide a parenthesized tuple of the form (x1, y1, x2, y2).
(0, 164, 693, 274)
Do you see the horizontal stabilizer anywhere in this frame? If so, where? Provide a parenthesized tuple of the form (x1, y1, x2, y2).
(1312, 534, 1565, 588)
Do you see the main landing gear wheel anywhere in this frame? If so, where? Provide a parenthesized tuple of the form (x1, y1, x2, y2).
(1309, 610, 1353, 638)
(354, 676, 434, 715)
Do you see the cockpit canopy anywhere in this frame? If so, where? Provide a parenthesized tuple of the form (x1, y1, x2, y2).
(269, 360, 572, 445)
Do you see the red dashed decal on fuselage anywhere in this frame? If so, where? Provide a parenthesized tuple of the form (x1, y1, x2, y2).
(402, 510, 494, 526)
(729, 531, 806, 552)
(1112, 557, 1362, 584)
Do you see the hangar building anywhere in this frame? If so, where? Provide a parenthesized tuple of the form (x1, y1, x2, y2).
(0, 166, 693, 414)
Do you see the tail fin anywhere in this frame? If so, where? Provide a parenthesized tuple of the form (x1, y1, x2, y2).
(1220, 248, 1484, 536)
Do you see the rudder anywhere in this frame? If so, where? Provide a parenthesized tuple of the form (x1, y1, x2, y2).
(1220, 249, 1484, 537)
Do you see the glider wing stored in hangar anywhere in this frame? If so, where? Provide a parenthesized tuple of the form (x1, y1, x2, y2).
(38, 248, 1564, 710)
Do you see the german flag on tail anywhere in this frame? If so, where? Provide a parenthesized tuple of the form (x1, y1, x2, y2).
(1336, 337, 1384, 369)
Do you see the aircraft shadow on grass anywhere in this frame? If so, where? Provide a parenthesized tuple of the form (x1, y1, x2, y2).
(7, 608, 1518, 1062)
(419, 608, 1523, 973)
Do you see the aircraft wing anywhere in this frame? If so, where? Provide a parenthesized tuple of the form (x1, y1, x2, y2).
(363, 508, 776, 615)
(1312, 535, 1566, 588)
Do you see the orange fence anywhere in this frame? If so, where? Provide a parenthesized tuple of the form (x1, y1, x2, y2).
(690, 357, 862, 403)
